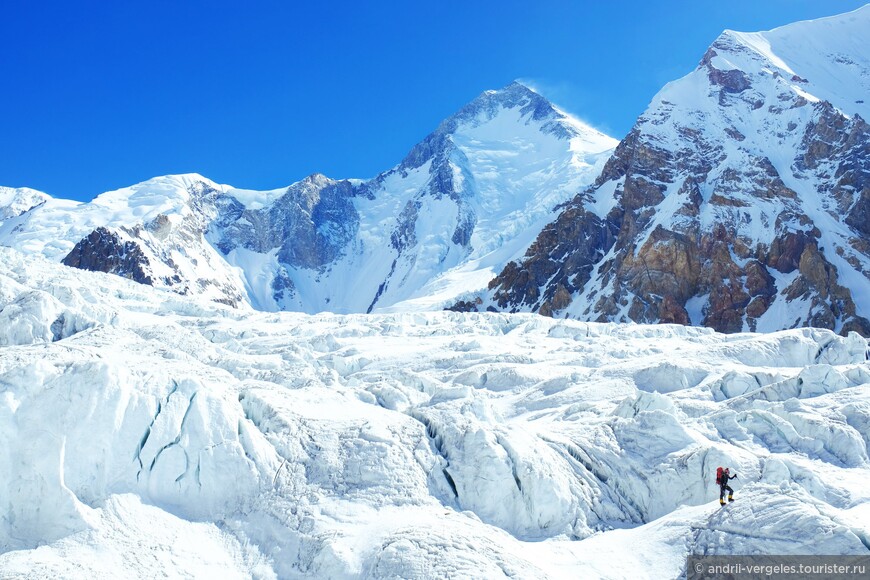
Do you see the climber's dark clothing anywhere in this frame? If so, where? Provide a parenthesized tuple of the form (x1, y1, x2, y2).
(719, 472, 735, 500)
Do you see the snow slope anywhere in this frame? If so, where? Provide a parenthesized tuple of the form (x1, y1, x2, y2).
(486, 5, 870, 337)
(0, 187, 49, 221)
(731, 5, 870, 120)
(0, 83, 616, 316)
(1, 246, 868, 578)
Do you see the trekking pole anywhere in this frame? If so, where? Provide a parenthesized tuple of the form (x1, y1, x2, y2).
(273, 458, 287, 487)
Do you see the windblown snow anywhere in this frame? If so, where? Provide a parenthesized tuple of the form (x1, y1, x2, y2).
(1, 246, 868, 578)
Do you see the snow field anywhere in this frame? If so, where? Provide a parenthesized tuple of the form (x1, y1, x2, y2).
(0, 494, 270, 579)
(1, 246, 869, 578)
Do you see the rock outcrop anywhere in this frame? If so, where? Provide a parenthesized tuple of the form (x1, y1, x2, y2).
(484, 12, 870, 336)
(62, 227, 157, 285)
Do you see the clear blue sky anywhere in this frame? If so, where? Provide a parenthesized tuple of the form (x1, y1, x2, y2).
(2, 0, 867, 201)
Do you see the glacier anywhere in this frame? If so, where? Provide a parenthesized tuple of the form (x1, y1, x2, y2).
(2, 6, 870, 579)
(1, 246, 868, 578)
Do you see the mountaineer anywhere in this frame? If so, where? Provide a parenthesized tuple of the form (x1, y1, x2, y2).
(716, 466, 737, 506)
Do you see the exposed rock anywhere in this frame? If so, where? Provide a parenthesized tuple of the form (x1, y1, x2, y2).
(708, 68, 751, 93)
(489, 204, 618, 311)
(483, 23, 870, 337)
(214, 174, 361, 272)
(622, 226, 700, 305)
(764, 230, 815, 273)
(725, 127, 746, 141)
(445, 297, 482, 313)
(847, 188, 870, 238)
(745, 296, 771, 320)
(706, 280, 750, 333)
(391, 201, 420, 252)
(62, 227, 155, 285)
(276, 178, 359, 271)
(271, 266, 296, 304)
(658, 294, 690, 325)
(745, 260, 776, 298)
(539, 284, 573, 317)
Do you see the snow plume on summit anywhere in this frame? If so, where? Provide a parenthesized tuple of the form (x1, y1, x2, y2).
(486, 7, 870, 337)
(0, 83, 616, 316)
(217, 80, 617, 315)
(1, 247, 869, 577)
(357, 81, 617, 313)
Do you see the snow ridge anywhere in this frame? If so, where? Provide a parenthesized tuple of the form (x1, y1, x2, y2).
(486, 5, 870, 337)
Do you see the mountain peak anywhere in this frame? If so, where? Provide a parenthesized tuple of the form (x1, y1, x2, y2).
(83, 173, 226, 227)
(445, 80, 564, 132)
(0, 186, 52, 220)
(693, 6, 870, 119)
(486, 5, 870, 337)
(482, 80, 539, 98)
(399, 81, 614, 172)
(298, 172, 334, 188)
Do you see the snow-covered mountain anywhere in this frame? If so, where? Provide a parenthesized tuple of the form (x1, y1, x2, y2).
(0, 186, 49, 221)
(485, 6, 870, 336)
(0, 82, 616, 314)
(0, 174, 254, 306)
(4, 7, 870, 579)
(5, 7, 868, 338)
(1, 245, 869, 577)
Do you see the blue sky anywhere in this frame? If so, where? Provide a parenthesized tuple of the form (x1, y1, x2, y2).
(2, 0, 867, 201)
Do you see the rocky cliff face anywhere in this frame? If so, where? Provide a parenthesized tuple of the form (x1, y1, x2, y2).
(208, 173, 362, 307)
(62, 227, 158, 286)
(485, 9, 870, 336)
(212, 173, 360, 269)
